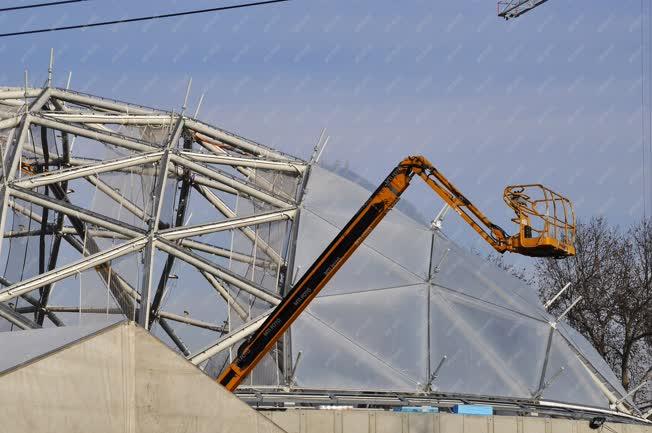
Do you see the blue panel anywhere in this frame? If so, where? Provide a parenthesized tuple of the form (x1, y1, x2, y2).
(451, 405, 493, 416)
(392, 406, 439, 413)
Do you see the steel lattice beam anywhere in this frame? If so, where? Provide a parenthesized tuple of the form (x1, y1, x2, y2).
(0, 85, 305, 388)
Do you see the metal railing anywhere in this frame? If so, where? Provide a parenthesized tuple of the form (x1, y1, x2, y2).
(504, 184, 576, 248)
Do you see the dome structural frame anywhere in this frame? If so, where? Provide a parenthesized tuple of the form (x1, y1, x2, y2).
(0, 84, 645, 423)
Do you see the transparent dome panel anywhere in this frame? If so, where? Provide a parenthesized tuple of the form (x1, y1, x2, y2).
(306, 283, 428, 386)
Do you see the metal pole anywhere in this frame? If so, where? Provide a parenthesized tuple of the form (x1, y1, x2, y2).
(0, 236, 148, 303)
(158, 208, 296, 241)
(0, 115, 31, 259)
(47, 48, 54, 88)
(194, 92, 205, 118)
(190, 311, 273, 365)
(194, 184, 284, 264)
(158, 310, 227, 333)
(156, 239, 281, 305)
(158, 317, 191, 357)
(612, 380, 650, 409)
(556, 296, 583, 322)
(182, 78, 192, 114)
(544, 282, 571, 310)
(138, 117, 183, 329)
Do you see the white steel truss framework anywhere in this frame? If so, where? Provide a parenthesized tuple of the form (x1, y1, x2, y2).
(0, 85, 306, 383)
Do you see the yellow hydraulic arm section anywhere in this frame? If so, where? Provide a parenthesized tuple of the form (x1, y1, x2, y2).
(217, 155, 575, 391)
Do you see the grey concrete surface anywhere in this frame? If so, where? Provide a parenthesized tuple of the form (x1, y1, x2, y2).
(1, 320, 649, 433)
(262, 409, 652, 433)
(0, 321, 286, 433)
(0, 318, 120, 374)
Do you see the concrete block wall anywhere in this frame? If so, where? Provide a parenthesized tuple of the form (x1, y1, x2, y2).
(262, 409, 652, 433)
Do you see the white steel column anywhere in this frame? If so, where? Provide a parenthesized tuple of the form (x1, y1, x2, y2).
(0, 115, 31, 259)
(138, 117, 183, 329)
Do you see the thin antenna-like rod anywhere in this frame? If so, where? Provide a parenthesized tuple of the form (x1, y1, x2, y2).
(556, 296, 582, 322)
(431, 355, 447, 381)
(432, 248, 450, 275)
(23, 70, 29, 111)
(193, 92, 205, 118)
(65, 71, 72, 89)
(544, 282, 571, 310)
(425, 355, 447, 391)
(47, 48, 54, 87)
(612, 379, 649, 407)
(315, 135, 329, 163)
(545, 366, 565, 388)
(288, 350, 303, 386)
(182, 78, 192, 114)
(308, 128, 326, 164)
(431, 204, 451, 231)
(534, 366, 566, 399)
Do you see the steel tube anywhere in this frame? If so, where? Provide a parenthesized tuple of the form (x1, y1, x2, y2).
(158, 317, 191, 357)
(85, 176, 153, 225)
(0, 236, 148, 303)
(0, 115, 30, 259)
(10, 186, 144, 238)
(28, 88, 52, 112)
(195, 185, 283, 264)
(0, 303, 40, 329)
(181, 151, 305, 174)
(0, 88, 42, 99)
(7, 200, 141, 304)
(181, 238, 274, 269)
(190, 311, 272, 365)
(159, 208, 295, 241)
(158, 310, 227, 333)
(186, 118, 291, 161)
(13, 150, 165, 189)
(200, 271, 249, 320)
(171, 154, 290, 208)
(30, 115, 157, 152)
(39, 113, 174, 125)
(156, 239, 280, 305)
(0, 116, 21, 129)
(50, 88, 155, 115)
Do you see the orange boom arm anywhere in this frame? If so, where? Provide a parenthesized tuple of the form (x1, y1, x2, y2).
(217, 155, 575, 391)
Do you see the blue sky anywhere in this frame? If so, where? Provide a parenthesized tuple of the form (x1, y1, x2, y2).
(0, 0, 645, 259)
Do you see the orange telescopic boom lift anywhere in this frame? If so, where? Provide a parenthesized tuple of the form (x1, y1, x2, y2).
(217, 155, 576, 391)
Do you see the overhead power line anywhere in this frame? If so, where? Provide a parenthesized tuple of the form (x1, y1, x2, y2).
(0, 0, 90, 13)
(0, 0, 290, 38)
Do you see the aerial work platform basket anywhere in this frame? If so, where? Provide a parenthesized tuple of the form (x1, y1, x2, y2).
(503, 184, 576, 258)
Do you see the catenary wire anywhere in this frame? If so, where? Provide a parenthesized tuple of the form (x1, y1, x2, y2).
(0, 0, 90, 13)
(0, 0, 290, 38)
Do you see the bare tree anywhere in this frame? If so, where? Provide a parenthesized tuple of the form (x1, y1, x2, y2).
(485, 252, 532, 284)
(535, 217, 652, 402)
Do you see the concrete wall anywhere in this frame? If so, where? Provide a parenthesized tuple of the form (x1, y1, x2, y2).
(1, 320, 649, 433)
(132, 324, 284, 433)
(0, 322, 287, 433)
(262, 409, 652, 433)
(0, 322, 136, 433)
